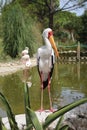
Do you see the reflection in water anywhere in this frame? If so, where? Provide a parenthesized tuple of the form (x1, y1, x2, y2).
(53, 89, 85, 109)
(51, 62, 87, 109)
(22, 68, 32, 88)
(0, 63, 87, 117)
(0, 108, 7, 117)
(0, 73, 24, 117)
(22, 69, 29, 82)
(77, 61, 80, 81)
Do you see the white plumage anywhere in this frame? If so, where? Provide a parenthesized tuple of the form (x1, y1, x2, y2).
(37, 28, 59, 88)
(21, 47, 31, 67)
(22, 47, 29, 56)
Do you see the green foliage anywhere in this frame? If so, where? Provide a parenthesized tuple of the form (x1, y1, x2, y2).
(0, 16, 3, 38)
(54, 11, 81, 42)
(22, 18, 42, 57)
(2, 1, 24, 58)
(0, 118, 7, 130)
(24, 83, 43, 130)
(77, 10, 87, 45)
(24, 83, 32, 128)
(55, 115, 64, 130)
(2, 1, 42, 58)
(0, 92, 19, 130)
(17, 0, 60, 28)
(27, 107, 43, 130)
(1, 0, 87, 57)
(0, 117, 3, 130)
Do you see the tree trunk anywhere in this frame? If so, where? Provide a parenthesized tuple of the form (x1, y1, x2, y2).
(71, 31, 75, 42)
(49, 12, 54, 29)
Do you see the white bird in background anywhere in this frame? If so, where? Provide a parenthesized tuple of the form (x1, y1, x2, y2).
(37, 28, 59, 111)
(22, 47, 29, 56)
(21, 47, 31, 67)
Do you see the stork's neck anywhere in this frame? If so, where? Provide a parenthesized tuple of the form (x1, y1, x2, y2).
(44, 37, 52, 49)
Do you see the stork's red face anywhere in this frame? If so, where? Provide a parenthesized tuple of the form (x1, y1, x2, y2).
(48, 31, 53, 39)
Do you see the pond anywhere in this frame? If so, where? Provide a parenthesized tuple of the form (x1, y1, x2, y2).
(0, 62, 87, 117)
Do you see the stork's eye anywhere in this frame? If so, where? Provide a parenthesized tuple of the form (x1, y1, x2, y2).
(48, 31, 53, 39)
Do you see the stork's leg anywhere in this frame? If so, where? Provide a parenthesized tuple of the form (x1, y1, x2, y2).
(41, 84, 43, 111)
(40, 72, 44, 111)
(48, 74, 53, 112)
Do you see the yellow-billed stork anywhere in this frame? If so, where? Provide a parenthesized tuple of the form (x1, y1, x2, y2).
(37, 28, 59, 111)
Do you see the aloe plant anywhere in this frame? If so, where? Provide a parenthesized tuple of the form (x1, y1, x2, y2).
(58, 125, 69, 130)
(0, 92, 19, 130)
(0, 117, 2, 130)
(55, 115, 65, 130)
(54, 115, 69, 130)
(27, 107, 43, 130)
(24, 83, 32, 128)
(24, 83, 43, 130)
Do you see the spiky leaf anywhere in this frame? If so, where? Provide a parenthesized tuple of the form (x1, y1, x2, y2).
(0, 92, 18, 130)
(27, 107, 43, 130)
(55, 115, 64, 130)
(59, 125, 69, 130)
(24, 82, 32, 127)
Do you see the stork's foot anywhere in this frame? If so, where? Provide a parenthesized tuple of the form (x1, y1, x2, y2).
(37, 108, 44, 112)
(50, 108, 57, 112)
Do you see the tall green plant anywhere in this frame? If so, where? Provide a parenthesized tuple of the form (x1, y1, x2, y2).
(0, 92, 19, 130)
(0, 117, 3, 130)
(24, 83, 43, 130)
(24, 83, 32, 128)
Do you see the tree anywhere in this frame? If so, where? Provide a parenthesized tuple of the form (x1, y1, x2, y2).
(78, 10, 87, 46)
(53, 11, 82, 43)
(18, 0, 87, 29)
(63, 14, 80, 42)
(1, 0, 87, 29)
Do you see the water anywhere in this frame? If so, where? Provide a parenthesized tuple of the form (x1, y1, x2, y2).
(0, 62, 87, 117)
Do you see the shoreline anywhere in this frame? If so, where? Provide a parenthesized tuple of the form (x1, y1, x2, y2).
(0, 58, 37, 76)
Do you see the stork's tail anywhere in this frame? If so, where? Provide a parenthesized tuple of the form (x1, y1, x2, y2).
(43, 79, 49, 89)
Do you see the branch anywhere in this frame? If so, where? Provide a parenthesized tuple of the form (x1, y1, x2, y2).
(60, 0, 72, 10)
(54, 0, 87, 13)
(62, 1, 86, 11)
(44, 0, 50, 10)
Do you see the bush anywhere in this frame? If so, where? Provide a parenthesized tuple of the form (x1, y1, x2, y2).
(2, 1, 42, 58)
